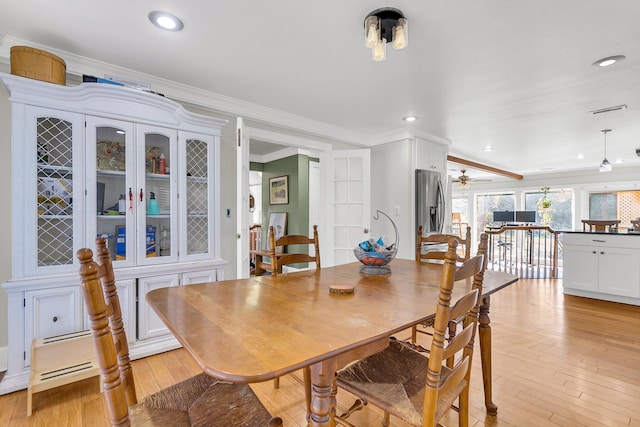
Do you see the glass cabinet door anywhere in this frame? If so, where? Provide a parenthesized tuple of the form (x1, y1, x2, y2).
(30, 109, 84, 275)
(85, 117, 135, 266)
(137, 125, 178, 265)
(180, 133, 215, 260)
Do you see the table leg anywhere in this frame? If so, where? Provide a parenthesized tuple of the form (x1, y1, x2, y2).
(308, 358, 337, 427)
(479, 295, 498, 415)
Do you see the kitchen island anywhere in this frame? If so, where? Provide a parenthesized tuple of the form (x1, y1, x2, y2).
(563, 230, 640, 305)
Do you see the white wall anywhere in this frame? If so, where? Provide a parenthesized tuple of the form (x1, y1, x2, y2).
(371, 139, 414, 260)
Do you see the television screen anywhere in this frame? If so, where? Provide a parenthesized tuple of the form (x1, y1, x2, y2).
(515, 210, 536, 223)
(493, 211, 514, 222)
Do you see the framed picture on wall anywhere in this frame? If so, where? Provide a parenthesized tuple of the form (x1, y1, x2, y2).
(268, 212, 288, 253)
(269, 175, 289, 205)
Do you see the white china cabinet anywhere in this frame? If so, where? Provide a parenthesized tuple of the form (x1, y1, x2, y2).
(0, 72, 226, 393)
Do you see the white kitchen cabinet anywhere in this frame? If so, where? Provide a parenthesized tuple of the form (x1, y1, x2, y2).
(415, 136, 447, 176)
(563, 233, 640, 304)
(0, 72, 227, 394)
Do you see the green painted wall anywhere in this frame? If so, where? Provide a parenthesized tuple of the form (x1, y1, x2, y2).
(258, 154, 311, 263)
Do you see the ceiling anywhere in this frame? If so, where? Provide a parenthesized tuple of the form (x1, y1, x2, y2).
(2, 1, 640, 180)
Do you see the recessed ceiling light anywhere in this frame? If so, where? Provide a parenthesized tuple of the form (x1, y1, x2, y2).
(592, 55, 626, 67)
(483, 146, 493, 152)
(149, 11, 184, 31)
(403, 116, 417, 122)
(577, 153, 584, 160)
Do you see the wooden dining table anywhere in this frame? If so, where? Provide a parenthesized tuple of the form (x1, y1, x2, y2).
(146, 259, 518, 426)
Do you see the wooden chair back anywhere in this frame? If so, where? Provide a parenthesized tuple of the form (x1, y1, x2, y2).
(95, 238, 137, 407)
(336, 234, 489, 426)
(451, 213, 469, 239)
(78, 238, 133, 426)
(416, 225, 470, 262)
(581, 219, 620, 232)
(80, 237, 283, 427)
(264, 225, 320, 274)
(249, 224, 262, 272)
(630, 220, 640, 232)
(422, 235, 487, 423)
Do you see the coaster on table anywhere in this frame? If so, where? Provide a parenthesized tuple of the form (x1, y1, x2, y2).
(329, 284, 355, 295)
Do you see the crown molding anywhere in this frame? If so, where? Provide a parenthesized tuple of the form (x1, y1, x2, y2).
(0, 35, 370, 146)
(246, 127, 331, 153)
(369, 126, 452, 147)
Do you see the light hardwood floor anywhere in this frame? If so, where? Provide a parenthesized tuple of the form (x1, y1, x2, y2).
(1, 278, 640, 426)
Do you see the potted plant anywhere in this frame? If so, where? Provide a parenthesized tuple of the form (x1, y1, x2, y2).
(537, 187, 553, 225)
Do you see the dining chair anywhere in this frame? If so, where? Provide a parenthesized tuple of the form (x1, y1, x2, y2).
(78, 237, 283, 427)
(259, 224, 321, 275)
(336, 236, 488, 427)
(416, 225, 471, 263)
(451, 213, 469, 239)
(412, 226, 474, 345)
(249, 224, 262, 273)
(581, 219, 621, 232)
(632, 219, 640, 232)
(263, 225, 320, 409)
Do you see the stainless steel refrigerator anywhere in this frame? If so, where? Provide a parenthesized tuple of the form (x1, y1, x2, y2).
(415, 169, 445, 237)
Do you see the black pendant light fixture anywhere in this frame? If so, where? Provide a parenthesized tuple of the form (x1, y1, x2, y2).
(364, 7, 408, 62)
(599, 129, 612, 172)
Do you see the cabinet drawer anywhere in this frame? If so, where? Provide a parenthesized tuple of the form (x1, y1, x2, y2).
(182, 269, 217, 285)
(25, 286, 83, 367)
(563, 233, 640, 249)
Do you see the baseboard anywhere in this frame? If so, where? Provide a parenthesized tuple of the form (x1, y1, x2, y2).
(0, 346, 6, 372)
(129, 336, 181, 361)
(0, 370, 29, 395)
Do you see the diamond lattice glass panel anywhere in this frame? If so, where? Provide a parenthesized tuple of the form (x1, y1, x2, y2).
(186, 139, 209, 255)
(36, 117, 74, 267)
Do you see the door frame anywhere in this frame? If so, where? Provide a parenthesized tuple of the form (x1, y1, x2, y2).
(235, 122, 334, 277)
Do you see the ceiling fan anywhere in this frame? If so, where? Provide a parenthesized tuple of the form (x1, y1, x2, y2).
(451, 169, 491, 188)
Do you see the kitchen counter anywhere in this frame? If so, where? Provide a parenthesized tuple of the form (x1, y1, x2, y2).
(562, 232, 640, 306)
(561, 229, 640, 235)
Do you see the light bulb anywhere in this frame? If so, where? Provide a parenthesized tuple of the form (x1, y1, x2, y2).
(364, 16, 379, 48)
(599, 159, 612, 172)
(157, 16, 177, 29)
(372, 38, 386, 62)
(392, 18, 408, 50)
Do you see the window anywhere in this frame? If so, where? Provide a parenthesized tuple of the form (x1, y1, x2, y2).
(476, 192, 515, 239)
(589, 190, 640, 227)
(524, 189, 573, 230)
(451, 196, 469, 225)
(452, 196, 469, 238)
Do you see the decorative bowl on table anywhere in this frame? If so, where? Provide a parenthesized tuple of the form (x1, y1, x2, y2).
(354, 210, 399, 275)
(354, 244, 397, 274)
